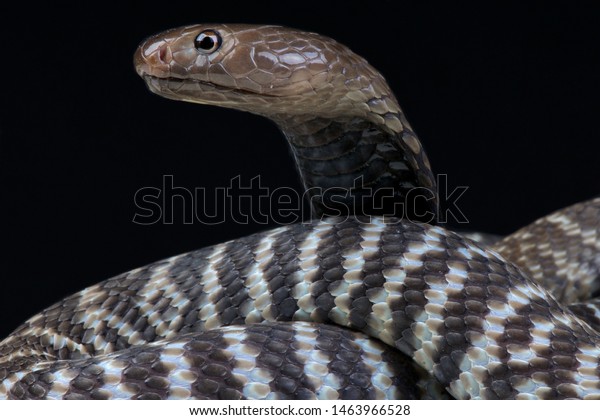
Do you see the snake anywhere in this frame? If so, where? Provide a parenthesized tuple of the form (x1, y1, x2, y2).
(1, 23, 599, 400)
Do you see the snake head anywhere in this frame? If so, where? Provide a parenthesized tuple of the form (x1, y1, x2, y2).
(134, 24, 394, 119)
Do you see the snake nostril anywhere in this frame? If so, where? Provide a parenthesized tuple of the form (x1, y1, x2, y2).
(158, 44, 170, 65)
(134, 41, 171, 77)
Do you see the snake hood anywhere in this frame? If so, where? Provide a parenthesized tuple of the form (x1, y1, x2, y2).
(134, 24, 400, 122)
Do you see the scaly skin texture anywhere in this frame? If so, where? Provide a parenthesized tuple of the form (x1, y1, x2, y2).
(1, 24, 599, 400)
(493, 197, 600, 305)
(2, 322, 447, 400)
(134, 24, 437, 220)
(2, 212, 600, 400)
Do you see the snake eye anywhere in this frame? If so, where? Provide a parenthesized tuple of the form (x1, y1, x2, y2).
(194, 30, 222, 54)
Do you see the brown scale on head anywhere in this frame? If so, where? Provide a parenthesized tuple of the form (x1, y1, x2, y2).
(134, 24, 437, 221)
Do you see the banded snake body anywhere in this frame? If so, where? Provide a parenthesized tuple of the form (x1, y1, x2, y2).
(1, 24, 599, 400)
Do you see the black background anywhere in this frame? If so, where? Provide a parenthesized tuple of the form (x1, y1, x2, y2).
(1, 1, 599, 338)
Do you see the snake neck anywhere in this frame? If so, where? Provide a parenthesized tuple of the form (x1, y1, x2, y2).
(273, 112, 438, 223)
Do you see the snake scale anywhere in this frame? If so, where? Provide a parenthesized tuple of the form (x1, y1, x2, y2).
(1, 24, 599, 400)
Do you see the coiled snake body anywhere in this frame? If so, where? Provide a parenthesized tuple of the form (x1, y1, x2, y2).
(1, 24, 599, 400)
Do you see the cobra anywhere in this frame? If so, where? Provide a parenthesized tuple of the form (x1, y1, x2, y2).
(0, 24, 599, 400)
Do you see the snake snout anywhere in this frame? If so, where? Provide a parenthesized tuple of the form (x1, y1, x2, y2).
(134, 38, 171, 79)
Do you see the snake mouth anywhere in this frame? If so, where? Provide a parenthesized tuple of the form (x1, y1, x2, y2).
(142, 74, 234, 95)
(141, 74, 280, 101)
